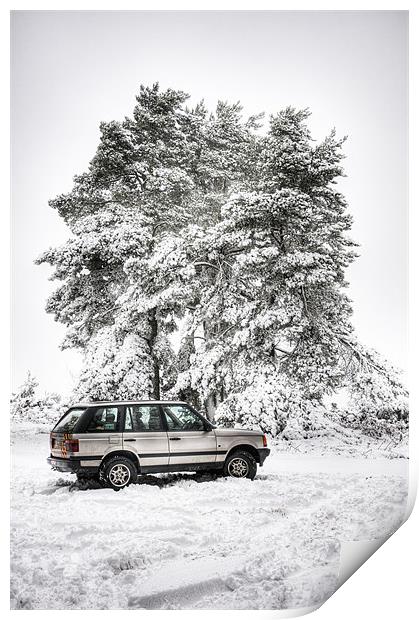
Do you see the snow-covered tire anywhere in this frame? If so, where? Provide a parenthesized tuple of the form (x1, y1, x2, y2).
(101, 456, 137, 491)
(223, 450, 257, 480)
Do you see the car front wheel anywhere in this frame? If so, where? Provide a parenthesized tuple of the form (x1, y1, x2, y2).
(101, 456, 137, 491)
(223, 450, 257, 480)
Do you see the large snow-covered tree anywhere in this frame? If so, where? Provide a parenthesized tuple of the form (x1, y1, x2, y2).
(174, 108, 407, 433)
(37, 86, 407, 436)
(38, 84, 257, 400)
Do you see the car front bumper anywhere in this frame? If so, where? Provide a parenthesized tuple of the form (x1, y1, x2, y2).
(257, 448, 270, 465)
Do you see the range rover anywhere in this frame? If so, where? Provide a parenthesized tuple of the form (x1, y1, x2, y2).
(47, 401, 270, 490)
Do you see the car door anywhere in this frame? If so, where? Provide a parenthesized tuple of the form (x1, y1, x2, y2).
(161, 404, 217, 466)
(77, 406, 123, 461)
(122, 404, 169, 468)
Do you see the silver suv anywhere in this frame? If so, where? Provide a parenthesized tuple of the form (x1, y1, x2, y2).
(47, 401, 270, 490)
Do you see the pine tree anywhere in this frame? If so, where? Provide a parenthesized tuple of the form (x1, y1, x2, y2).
(341, 345, 408, 437)
(10, 372, 63, 425)
(38, 85, 200, 399)
(38, 85, 257, 401)
(10, 372, 38, 419)
(181, 109, 359, 429)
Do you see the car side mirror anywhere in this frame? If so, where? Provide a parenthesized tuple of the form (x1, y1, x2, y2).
(203, 421, 214, 432)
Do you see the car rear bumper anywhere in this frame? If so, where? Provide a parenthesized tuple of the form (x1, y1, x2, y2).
(258, 448, 270, 465)
(47, 456, 99, 474)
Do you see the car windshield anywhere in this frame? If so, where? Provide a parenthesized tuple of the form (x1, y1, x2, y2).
(53, 408, 86, 433)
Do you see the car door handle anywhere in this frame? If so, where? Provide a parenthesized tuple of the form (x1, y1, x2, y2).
(169, 437, 182, 441)
(124, 439, 136, 442)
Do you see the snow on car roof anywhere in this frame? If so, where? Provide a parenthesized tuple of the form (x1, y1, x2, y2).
(73, 400, 188, 407)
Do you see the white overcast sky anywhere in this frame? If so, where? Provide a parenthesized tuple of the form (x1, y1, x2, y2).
(11, 10, 408, 395)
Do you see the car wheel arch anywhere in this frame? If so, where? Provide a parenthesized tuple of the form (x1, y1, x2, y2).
(101, 450, 140, 471)
(225, 444, 260, 463)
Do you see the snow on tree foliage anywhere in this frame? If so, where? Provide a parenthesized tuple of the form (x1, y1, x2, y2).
(340, 346, 408, 438)
(37, 84, 255, 402)
(10, 372, 63, 425)
(76, 328, 153, 401)
(37, 84, 407, 437)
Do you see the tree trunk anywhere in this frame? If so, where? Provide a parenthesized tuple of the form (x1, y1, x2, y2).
(149, 309, 160, 399)
(205, 393, 217, 421)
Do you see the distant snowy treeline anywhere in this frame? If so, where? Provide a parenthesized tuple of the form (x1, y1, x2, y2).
(10, 373, 67, 426)
(10, 369, 408, 440)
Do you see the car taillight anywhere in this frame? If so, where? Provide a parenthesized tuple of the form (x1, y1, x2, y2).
(50, 434, 55, 449)
(262, 434, 268, 447)
(64, 439, 79, 453)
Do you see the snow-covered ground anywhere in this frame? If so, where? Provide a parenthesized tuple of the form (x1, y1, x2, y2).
(10, 425, 409, 610)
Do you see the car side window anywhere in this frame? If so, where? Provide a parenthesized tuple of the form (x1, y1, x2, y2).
(162, 405, 205, 431)
(86, 407, 120, 432)
(125, 405, 163, 432)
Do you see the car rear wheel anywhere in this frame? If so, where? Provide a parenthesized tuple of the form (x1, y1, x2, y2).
(101, 456, 137, 491)
(223, 450, 257, 480)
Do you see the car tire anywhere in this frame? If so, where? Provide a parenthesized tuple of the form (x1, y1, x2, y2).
(101, 456, 137, 491)
(223, 450, 257, 480)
